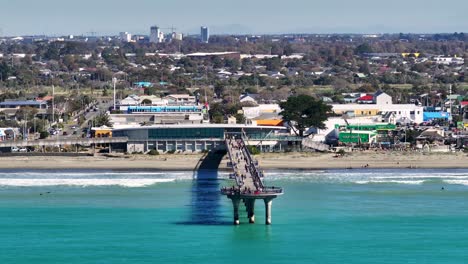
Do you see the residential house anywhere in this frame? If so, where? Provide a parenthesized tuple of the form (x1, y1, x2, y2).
(356, 95, 374, 104)
(374, 90, 393, 105)
(239, 94, 259, 104)
(165, 94, 196, 105)
(0, 100, 48, 109)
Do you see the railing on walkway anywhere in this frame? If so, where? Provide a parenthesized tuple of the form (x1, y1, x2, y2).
(247, 135, 303, 141)
(222, 134, 283, 197)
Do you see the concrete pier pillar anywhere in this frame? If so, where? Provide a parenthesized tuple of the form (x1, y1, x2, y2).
(231, 198, 240, 225)
(264, 197, 273, 225)
(247, 199, 256, 224)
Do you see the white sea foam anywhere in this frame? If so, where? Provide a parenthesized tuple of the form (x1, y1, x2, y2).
(261, 169, 468, 185)
(0, 171, 195, 181)
(0, 178, 174, 187)
(0, 172, 177, 177)
(443, 180, 468, 186)
(355, 180, 425, 185)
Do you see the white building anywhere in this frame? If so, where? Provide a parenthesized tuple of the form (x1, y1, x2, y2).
(118, 95, 170, 111)
(119, 32, 132, 42)
(311, 116, 382, 142)
(374, 90, 392, 105)
(165, 94, 196, 105)
(242, 104, 281, 119)
(332, 104, 424, 124)
(172, 32, 183, 41)
(433, 56, 464, 65)
(239, 94, 258, 104)
(150, 26, 164, 43)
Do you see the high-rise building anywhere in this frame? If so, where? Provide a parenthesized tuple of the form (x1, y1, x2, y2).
(172, 32, 183, 41)
(119, 32, 132, 42)
(201, 26, 209, 43)
(150, 26, 164, 43)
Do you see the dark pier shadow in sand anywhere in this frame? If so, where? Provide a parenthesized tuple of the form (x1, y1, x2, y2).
(175, 149, 232, 226)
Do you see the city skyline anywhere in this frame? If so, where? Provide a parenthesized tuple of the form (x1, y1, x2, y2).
(0, 0, 468, 36)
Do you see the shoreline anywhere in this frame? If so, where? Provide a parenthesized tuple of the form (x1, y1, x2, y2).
(0, 152, 467, 170)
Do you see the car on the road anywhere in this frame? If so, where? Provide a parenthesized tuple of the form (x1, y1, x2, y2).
(63, 131, 68, 136)
(19, 148, 28, 152)
(71, 125, 78, 129)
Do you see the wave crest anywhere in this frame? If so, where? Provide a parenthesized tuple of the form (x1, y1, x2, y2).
(0, 178, 174, 187)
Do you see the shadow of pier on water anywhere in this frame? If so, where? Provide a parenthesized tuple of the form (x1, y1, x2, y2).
(176, 149, 231, 226)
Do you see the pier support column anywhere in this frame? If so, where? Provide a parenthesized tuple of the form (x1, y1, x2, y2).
(264, 197, 273, 225)
(231, 197, 240, 225)
(247, 199, 256, 224)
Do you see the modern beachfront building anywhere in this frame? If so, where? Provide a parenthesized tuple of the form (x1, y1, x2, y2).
(332, 103, 424, 124)
(110, 105, 208, 126)
(331, 91, 424, 125)
(118, 95, 168, 111)
(111, 124, 300, 153)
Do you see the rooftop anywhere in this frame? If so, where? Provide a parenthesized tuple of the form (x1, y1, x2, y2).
(0, 100, 46, 106)
(112, 123, 289, 131)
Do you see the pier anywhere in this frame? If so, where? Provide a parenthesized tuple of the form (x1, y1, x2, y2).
(221, 135, 283, 225)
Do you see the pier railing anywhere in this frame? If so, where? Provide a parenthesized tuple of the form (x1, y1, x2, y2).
(222, 135, 283, 196)
(220, 186, 283, 196)
(221, 134, 283, 225)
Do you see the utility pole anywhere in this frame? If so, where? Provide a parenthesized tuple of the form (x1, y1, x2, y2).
(52, 85, 55, 125)
(24, 113, 27, 141)
(113, 77, 117, 111)
(448, 84, 453, 122)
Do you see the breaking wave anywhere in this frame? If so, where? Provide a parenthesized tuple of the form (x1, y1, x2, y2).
(263, 169, 468, 186)
(1, 168, 468, 187)
(0, 178, 174, 187)
(0, 170, 197, 187)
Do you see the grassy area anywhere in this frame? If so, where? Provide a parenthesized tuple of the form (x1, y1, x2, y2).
(388, 84, 413, 89)
(14, 86, 107, 97)
(457, 83, 468, 91)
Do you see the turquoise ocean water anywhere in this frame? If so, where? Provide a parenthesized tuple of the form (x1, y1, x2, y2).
(1, 168, 468, 263)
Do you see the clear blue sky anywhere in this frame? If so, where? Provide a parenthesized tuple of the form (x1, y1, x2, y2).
(0, 0, 467, 36)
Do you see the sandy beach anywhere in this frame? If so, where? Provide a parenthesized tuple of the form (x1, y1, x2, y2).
(0, 151, 467, 170)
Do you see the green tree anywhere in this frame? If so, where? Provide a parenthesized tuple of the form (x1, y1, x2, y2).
(15, 106, 38, 121)
(39, 131, 49, 139)
(234, 113, 245, 124)
(141, 99, 152, 105)
(355, 43, 373, 55)
(279, 95, 332, 137)
(264, 57, 282, 72)
(94, 113, 112, 127)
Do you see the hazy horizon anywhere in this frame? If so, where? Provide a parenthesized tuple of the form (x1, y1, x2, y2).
(1, 0, 467, 36)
